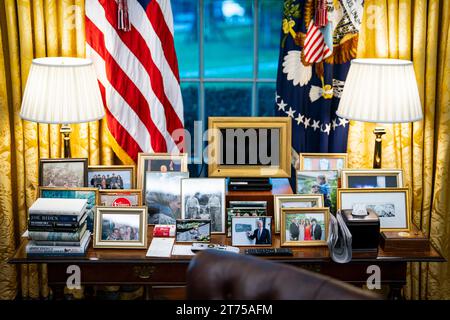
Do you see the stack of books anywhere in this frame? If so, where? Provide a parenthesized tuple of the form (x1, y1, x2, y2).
(26, 198, 91, 256)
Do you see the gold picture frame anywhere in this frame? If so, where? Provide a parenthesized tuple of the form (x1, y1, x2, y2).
(98, 189, 142, 206)
(93, 206, 148, 249)
(298, 153, 348, 171)
(137, 153, 189, 190)
(341, 169, 404, 188)
(207, 117, 292, 178)
(274, 194, 324, 234)
(88, 165, 136, 189)
(280, 208, 329, 247)
(337, 188, 411, 231)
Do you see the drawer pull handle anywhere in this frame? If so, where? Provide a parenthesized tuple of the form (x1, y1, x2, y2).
(133, 266, 156, 279)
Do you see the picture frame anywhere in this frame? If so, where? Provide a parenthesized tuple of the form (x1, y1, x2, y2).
(181, 178, 226, 234)
(99, 189, 142, 206)
(88, 165, 135, 189)
(296, 170, 338, 214)
(144, 171, 189, 225)
(337, 188, 411, 231)
(137, 153, 189, 190)
(341, 169, 404, 188)
(226, 207, 267, 237)
(39, 158, 88, 187)
(298, 153, 347, 171)
(175, 219, 211, 243)
(280, 208, 329, 247)
(273, 194, 324, 234)
(231, 216, 272, 247)
(93, 206, 147, 249)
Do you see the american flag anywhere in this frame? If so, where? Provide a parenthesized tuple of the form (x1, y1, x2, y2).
(85, 0, 184, 162)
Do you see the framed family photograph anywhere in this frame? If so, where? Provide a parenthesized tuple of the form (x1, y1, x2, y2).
(175, 219, 211, 243)
(39, 158, 88, 187)
(337, 188, 411, 231)
(281, 208, 329, 247)
(99, 190, 142, 206)
(296, 170, 338, 214)
(226, 207, 267, 237)
(181, 178, 226, 234)
(231, 216, 272, 247)
(299, 153, 347, 171)
(341, 169, 404, 188)
(273, 194, 324, 234)
(145, 172, 189, 225)
(93, 206, 147, 249)
(88, 165, 135, 189)
(137, 153, 188, 189)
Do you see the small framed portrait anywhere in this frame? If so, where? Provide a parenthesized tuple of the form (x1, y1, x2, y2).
(175, 219, 211, 243)
(341, 169, 404, 188)
(274, 194, 324, 234)
(181, 178, 226, 234)
(296, 170, 338, 214)
(93, 206, 147, 248)
(137, 153, 188, 189)
(88, 165, 135, 190)
(337, 188, 411, 231)
(39, 158, 88, 187)
(298, 153, 347, 171)
(99, 189, 142, 206)
(280, 208, 329, 247)
(226, 207, 267, 237)
(231, 216, 272, 246)
(145, 172, 189, 225)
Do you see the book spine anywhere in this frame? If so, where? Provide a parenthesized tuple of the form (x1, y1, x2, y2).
(26, 245, 85, 254)
(28, 209, 84, 216)
(29, 220, 80, 228)
(29, 214, 78, 222)
(32, 240, 82, 246)
(28, 225, 86, 241)
(27, 225, 80, 233)
(26, 252, 87, 257)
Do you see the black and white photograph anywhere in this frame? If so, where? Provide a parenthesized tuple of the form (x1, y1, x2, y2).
(175, 219, 211, 243)
(231, 216, 272, 246)
(366, 204, 396, 217)
(341, 169, 403, 188)
(39, 158, 88, 187)
(181, 178, 226, 234)
(88, 165, 134, 189)
(145, 172, 189, 225)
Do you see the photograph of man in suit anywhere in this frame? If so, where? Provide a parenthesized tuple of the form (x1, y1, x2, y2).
(246, 219, 271, 245)
(311, 218, 322, 240)
(289, 218, 300, 241)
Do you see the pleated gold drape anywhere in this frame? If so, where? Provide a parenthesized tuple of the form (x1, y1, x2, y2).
(0, 0, 114, 299)
(347, 0, 450, 299)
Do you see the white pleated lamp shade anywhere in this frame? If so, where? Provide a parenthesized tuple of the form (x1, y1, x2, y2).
(336, 59, 423, 123)
(20, 57, 105, 124)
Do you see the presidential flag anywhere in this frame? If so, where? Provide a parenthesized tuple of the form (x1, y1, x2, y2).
(86, 0, 184, 163)
(276, 0, 363, 168)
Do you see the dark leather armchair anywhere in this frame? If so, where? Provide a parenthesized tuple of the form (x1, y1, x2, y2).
(186, 250, 379, 300)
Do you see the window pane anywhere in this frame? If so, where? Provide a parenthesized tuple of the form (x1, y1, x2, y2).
(205, 83, 252, 118)
(181, 83, 200, 156)
(257, 83, 276, 116)
(204, 0, 254, 78)
(258, 0, 282, 79)
(172, 0, 199, 78)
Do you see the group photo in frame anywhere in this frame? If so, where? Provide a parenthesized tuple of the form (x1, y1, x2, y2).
(181, 178, 226, 234)
(280, 208, 329, 247)
(273, 194, 324, 234)
(39, 158, 88, 187)
(93, 206, 147, 249)
(88, 165, 135, 190)
(99, 189, 142, 207)
(175, 219, 211, 243)
(341, 169, 404, 188)
(231, 216, 272, 247)
(337, 188, 411, 231)
(298, 153, 347, 171)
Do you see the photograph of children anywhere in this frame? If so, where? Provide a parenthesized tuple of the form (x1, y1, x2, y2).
(39, 159, 87, 187)
(181, 178, 226, 233)
(175, 219, 211, 243)
(101, 213, 140, 241)
(226, 208, 266, 237)
(299, 154, 347, 172)
(297, 170, 338, 214)
(285, 213, 325, 242)
(88, 166, 133, 189)
(232, 216, 272, 246)
(145, 172, 189, 225)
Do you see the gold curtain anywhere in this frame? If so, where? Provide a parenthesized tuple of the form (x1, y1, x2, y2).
(348, 0, 450, 299)
(0, 0, 114, 299)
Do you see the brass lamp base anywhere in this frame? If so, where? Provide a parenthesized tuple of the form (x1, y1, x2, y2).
(373, 127, 386, 168)
(60, 124, 72, 158)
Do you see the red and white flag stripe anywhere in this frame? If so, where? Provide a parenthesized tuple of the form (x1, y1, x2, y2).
(85, 0, 184, 162)
(303, 21, 332, 63)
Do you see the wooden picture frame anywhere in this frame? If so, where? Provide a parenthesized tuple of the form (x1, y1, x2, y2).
(98, 189, 142, 206)
(39, 158, 88, 187)
(299, 153, 348, 171)
(280, 208, 329, 247)
(231, 216, 272, 247)
(175, 219, 211, 243)
(88, 165, 135, 189)
(341, 169, 404, 188)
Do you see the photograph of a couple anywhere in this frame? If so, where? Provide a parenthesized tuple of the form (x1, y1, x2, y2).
(285, 213, 325, 242)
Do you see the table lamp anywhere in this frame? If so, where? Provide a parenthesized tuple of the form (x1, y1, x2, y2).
(20, 57, 105, 158)
(336, 58, 423, 168)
